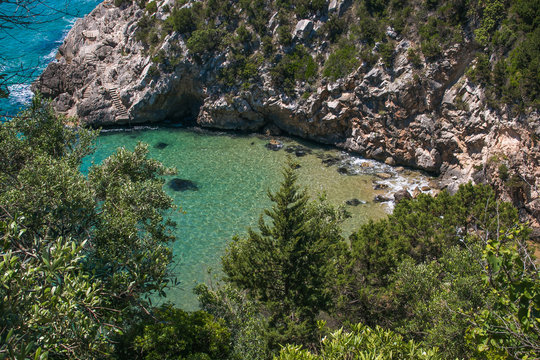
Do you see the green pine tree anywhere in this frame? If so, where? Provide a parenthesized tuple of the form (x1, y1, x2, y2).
(222, 159, 346, 348)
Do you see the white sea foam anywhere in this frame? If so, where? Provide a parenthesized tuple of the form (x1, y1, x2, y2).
(42, 47, 58, 63)
(341, 154, 434, 213)
(8, 84, 33, 105)
(100, 126, 159, 133)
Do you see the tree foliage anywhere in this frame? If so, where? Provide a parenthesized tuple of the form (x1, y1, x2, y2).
(222, 160, 346, 348)
(117, 304, 231, 360)
(466, 225, 540, 359)
(276, 322, 442, 360)
(195, 283, 270, 360)
(0, 96, 177, 358)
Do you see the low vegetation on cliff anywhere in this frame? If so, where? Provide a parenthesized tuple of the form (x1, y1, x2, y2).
(126, 0, 538, 111)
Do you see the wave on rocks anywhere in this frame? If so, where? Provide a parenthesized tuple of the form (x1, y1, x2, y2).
(339, 153, 435, 212)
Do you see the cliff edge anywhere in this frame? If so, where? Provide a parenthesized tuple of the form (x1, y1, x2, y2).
(33, 0, 540, 230)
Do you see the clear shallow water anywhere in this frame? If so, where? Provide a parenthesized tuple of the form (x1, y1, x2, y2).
(83, 127, 433, 310)
(0, 0, 101, 115)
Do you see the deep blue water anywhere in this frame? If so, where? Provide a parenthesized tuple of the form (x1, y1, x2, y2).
(0, 0, 101, 115)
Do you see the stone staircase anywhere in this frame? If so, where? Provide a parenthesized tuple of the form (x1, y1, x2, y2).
(107, 86, 129, 121)
(83, 51, 130, 121)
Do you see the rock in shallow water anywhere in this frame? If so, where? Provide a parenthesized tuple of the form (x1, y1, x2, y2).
(265, 139, 283, 151)
(394, 189, 412, 203)
(374, 194, 392, 202)
(373, 182, 389, 190)
(285, 145, 312, 157)
(346, 198, 366, 206)
(154, 142, 168, 150)
(168, 178, 199, 192)
(319, 154, 342, 166)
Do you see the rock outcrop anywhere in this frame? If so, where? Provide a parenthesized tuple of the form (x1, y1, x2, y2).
(33, 0, 540, 230)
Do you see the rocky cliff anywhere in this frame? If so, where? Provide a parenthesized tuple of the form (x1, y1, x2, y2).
(33, 0, 540, 231)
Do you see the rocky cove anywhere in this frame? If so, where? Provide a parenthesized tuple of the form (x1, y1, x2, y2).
(83, 126, 434, 308)
(33, 0, 540, 234)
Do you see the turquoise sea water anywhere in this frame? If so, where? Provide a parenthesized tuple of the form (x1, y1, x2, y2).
(0, 0, 101, 115)
(84, 127, 432, 309)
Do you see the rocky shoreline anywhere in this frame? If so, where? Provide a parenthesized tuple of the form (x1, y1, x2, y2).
(33, 0, 540, 233)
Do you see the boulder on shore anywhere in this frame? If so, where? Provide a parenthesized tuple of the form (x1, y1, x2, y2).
(394, 189, 412, 203)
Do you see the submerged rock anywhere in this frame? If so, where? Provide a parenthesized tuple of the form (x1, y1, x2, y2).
(337, 166, 355, 175)
(373, 182, 389, 190)
(346, 198, 365, 206)
(319, 154, 342, 167)
(154, 142, 168, 150)
(376, 172, 393, 179)
(265, 139, 283, 151)
(285, 145, 312, 157)
(168, 178, 199, 192)
(374, 195, 392, 202)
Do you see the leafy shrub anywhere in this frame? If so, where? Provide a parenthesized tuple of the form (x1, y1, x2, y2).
(467, 53, 491, 84)
(135, 14, 156, 44)
(114, 0, 131, 7)
(323, 43, 359, 80)
(421, 38, 442, 59)
(407, 47, 422, 67)
(271, 45, 318, 95)
(118, 305, 231, 360)
(378, 41, 395, 67)
(238, 0, 268, 35)
(147, 64, 159, 77)
(261, 35, 274, 56)
(236, 25, 252, 44)
(278, 26, 292, 47)
(165, 7, 196, 34)
(498, 163, 509, 181)
(321, 14, 347, 42)
(219, 53, 262, 87)
(359, 48, 379, 69)
(187, 28, 221, 55)
(353, 13, 383, 45)
(195, 284, 270, 360)
(474, 0, 506, 46)
(277, 323, 442, 359)
(145, 0, 157, 14)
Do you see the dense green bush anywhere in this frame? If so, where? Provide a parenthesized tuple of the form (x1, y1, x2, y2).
(187, 28, 221, 55)
(277, 323, 442, 360)
(338, 183, 527, 357)
(407, 47, 423, 67)
(323, 42, 359, 80)
(0, 96, 177, 358)
(321, 14, 347, 42)
(195, 284, 270, 360)
(378, 41, 395, 67)
(114, 0, 132, 7)
(145, 0, 157, 14)
(277, 25, 292, 47)
(135, 14, 156, 44)
(271, 45, 318, 95)
(165, 6, 197, 34)
(219, 53, 262, 88)
(117, 305, 231, 360)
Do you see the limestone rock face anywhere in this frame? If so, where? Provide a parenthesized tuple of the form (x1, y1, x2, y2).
(293, 20, 313, 40)
(33, 1, 540, 229)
